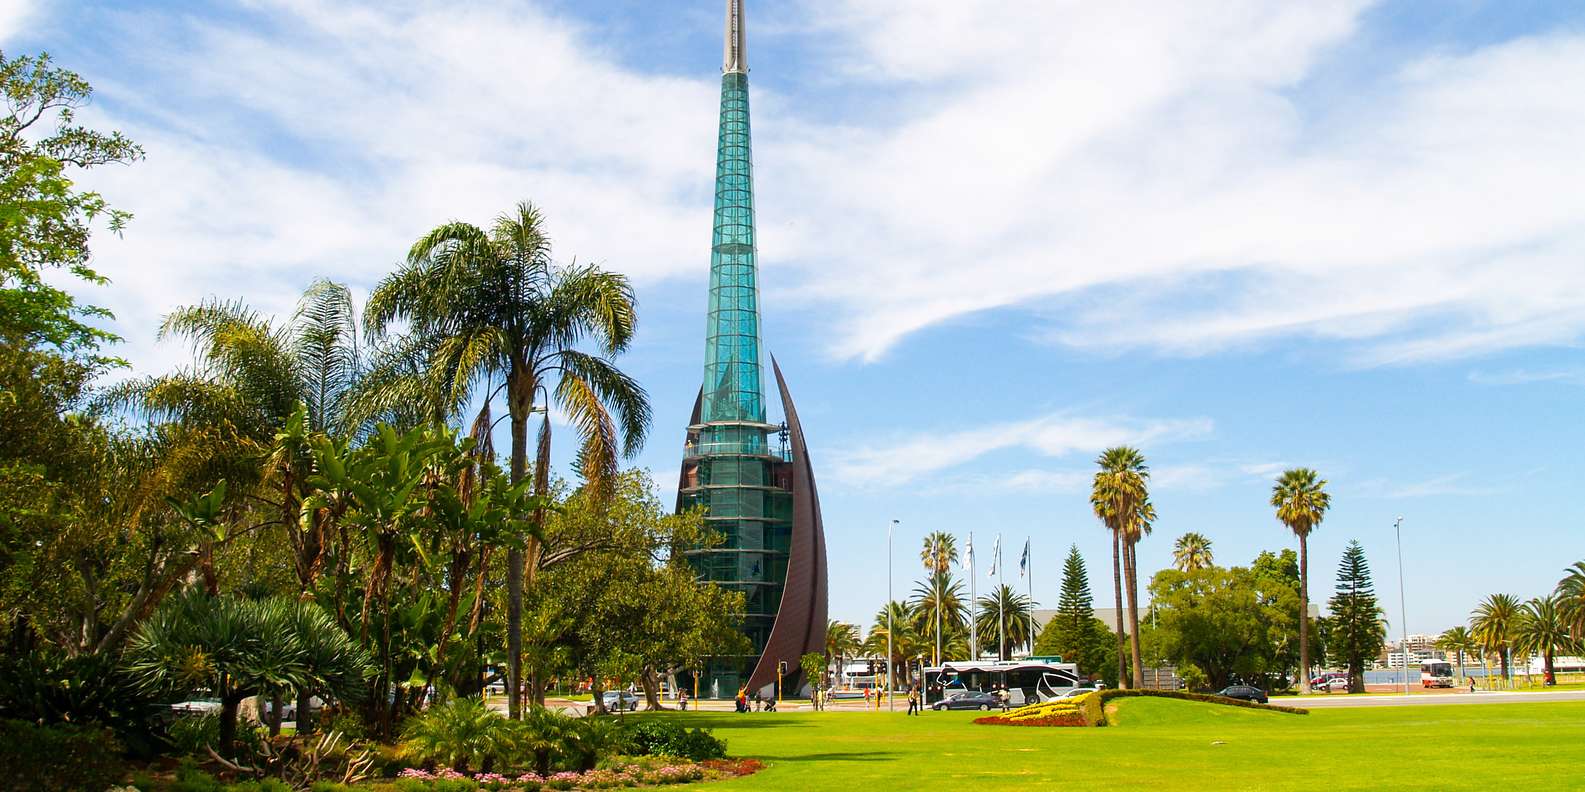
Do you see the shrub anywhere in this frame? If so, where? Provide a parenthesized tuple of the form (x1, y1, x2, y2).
(0, 648, 168, 757)
(0, 718, 126, 792)
(168, 712, 222, 755)
(619, 719, 726, 762)
(400, 697, 518, 773)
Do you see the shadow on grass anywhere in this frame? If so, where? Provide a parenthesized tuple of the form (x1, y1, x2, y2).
(648, 714, 822, 730)
(751, 751, 900, 763)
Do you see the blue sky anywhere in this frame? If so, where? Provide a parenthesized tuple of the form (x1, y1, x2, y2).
(10, 0, 1585, 637)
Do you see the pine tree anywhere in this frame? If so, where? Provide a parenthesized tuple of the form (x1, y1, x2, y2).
(1034, 545, 1115, 682)
(1056, 544, 1094, 636)
(1326, 540, 1386, 693)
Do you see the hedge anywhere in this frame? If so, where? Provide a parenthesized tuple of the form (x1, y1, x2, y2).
(974, 689, 1308, 728)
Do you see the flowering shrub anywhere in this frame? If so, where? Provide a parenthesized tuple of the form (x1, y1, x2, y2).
(384, 758, 740, 789)
(973, 697, 1088, 727)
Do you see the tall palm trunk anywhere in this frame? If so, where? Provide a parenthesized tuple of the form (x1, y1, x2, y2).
(1123, 539, 1144, 689)
(1111, 529, 1127, 688)
(505, 372, 530, 720)
(1298, 534, 1311, 694)
(527, 418, 551, 708)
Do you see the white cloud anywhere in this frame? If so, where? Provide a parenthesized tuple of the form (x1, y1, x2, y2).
(758, 1, 1585, 364)
(56, 0, 1585, 377)
(0, 0, 31, 43)
(1468, 368, 1585, 387)
(828, 411, 1212, 488)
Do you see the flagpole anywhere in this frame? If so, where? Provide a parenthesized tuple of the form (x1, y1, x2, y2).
(968, 531, 978, 660)
(997, 533, 1005, 663)
(1026, 538, 1035, 654)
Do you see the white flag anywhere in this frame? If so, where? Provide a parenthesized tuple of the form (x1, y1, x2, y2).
(988, 535, 1000, 576)
(962, 534, 974, 571)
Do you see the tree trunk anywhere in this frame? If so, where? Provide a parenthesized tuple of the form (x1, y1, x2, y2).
(506, 390, 528, 720)
(266, 693, 282, 736)
(641, 667, 664, 710)
(219, 692, 244, 758)
(1298, 534, 1311, 694)
(1111, 530, 1127, 688)
(522, 416, 552, 712)
(1123, 540, 1144, 690)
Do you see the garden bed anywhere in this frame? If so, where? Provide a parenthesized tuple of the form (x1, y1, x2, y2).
(974, 689, 1308, 727)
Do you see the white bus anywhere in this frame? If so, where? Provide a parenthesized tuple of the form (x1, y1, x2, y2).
(1420, 659, 1454, 688)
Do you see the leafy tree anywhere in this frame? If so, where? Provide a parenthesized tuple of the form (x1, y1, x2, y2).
(1557, 561, 1585, 644)
(1326, 541, 1385, 693)
(1172, 532, 1213, 572)
(1514, 595, 1575, 686)
(0, 51, 142, 365)
(1250, 549, 1308, 685)
(799, 652, 825, 696)
(1270, 467, 1330, 694)
(1471, 593, 1521, 684)
(974, 584, 1034, 661)
(1091, 446, 1152, 688)
(1148, 566, 1274, 690)
(1436, 626, 1477, 683)
(125, 589, 372, 756)
(365, 202, 650, 718)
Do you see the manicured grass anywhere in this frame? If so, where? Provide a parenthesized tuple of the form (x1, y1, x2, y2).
(663, 698, 1585, 790)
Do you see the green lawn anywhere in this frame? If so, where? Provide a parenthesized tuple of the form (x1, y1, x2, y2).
(670, 698, 1585, 790)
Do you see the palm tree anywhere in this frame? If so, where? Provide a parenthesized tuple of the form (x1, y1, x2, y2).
(1271, 468, 1331, 694)
(1092, 446, 1150, 688)
(1172, 532, 1214, 572)
(1471, 593, 1521, 687)
(1515, 595, 1575, 686)
(911, 571, 967, 665)
(974, 584, 1034, 660)
(1557, 561, 1585, 644)
(865, 601, 918, 694)
(919, 531, 958, 665)
(365, 203, 650, 719)
(1436, 626, 1477, 684)
(825, 620, 860, 686)
(111, 280, 364, 732)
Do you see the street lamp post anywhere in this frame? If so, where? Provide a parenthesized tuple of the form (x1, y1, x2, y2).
(888, 519, 898, 712)
(1394, 516, 1409, 697)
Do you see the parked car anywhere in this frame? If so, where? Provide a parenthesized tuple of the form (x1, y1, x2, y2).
(170, 698, 222, 715)
(1057, 688, 1099, 699)
(1324, 677, 1350, 692)
(1217, 685, 1268, 704)
(601, 690, 640, 712)
(932, 691, 999, 711)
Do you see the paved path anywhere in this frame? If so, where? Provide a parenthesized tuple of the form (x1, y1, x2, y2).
(1272, 689, 1585, 708)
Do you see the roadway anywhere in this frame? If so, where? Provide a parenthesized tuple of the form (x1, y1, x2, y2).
(1271, 689, 1585, 708)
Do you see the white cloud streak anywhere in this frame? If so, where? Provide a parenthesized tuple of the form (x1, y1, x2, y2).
(828, 411, 1213, 488)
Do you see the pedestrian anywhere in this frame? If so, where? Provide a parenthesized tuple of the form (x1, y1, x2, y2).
(678, 689, 688, 711)
(907, 685, 920, 715)
(864, 686, 871, 708)
(1469, 676, 1476, 694)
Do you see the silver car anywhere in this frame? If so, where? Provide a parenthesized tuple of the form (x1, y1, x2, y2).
(601, 690, 639, 712)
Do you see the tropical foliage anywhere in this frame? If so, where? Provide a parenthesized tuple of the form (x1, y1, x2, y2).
(1471, 593, 1521, 683)
(1172, 532, 1214, 573)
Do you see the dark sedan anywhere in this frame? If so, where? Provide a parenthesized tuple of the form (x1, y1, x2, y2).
(932, 691, 999, 711)
(1217, 685, 1268, 704)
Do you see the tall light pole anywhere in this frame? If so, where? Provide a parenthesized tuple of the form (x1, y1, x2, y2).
(887, 519, 897, 712)
(1394, 516, 1409, 697)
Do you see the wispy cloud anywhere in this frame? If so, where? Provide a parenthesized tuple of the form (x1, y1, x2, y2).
(1468, 368, 1585, 386)
(1353, 472, 1500, 499)
(829, 412, 1213, 488)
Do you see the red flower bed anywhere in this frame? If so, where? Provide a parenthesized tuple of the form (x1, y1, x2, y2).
(702, 758, 764, 777)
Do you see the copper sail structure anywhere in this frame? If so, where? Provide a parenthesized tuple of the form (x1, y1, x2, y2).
(677, 0, 827, 699)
